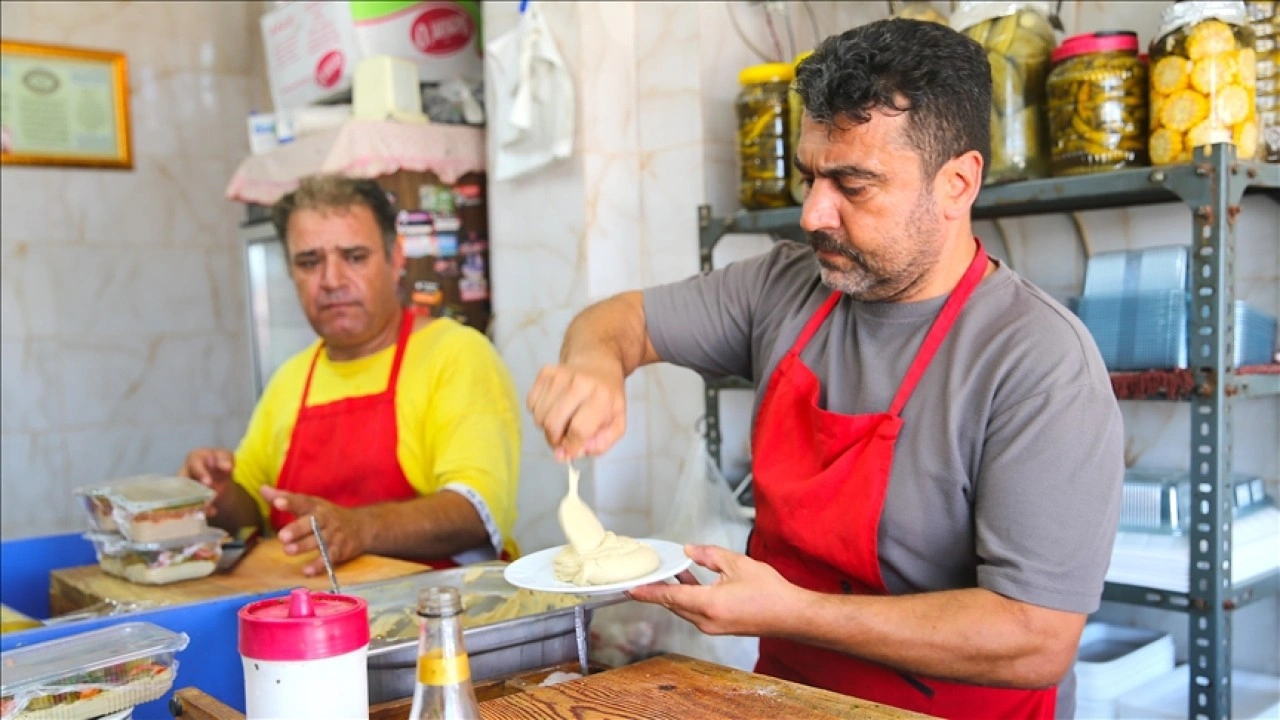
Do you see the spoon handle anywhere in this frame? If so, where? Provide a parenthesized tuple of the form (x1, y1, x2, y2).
(311, 515, 341, 595)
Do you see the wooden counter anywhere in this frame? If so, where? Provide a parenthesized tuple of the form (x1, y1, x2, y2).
(50, 538, 426, 616)
(171, 654, 933, 719)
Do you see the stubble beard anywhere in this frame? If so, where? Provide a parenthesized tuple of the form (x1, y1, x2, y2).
(811, 193, 942, 303)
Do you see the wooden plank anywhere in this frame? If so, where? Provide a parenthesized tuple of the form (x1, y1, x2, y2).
(171, 688, 243, 720)
(50, 539, 427, 616)
(477, 654, 933, 720)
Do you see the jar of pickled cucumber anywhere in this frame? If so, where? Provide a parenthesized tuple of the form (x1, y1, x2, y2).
(954, 1, 1059, 185)
(1047, 31, 1149, 175)
(788, 51, 814, 206)
(1149, 1, 1258, 165)
(1246, 0, 1280, 160)
(737, 63, 794, 210)
(891, 0, 950, 26)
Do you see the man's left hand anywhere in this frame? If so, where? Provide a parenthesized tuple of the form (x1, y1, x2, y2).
(626, 544, 808, 637)
(261, 486, 370, 577)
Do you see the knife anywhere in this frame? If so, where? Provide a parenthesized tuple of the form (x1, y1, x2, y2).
(311, 515, 341, 594)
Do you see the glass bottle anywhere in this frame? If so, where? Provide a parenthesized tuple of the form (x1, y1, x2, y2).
(736, 62, 795, 209)
(409, 587, 480, 720)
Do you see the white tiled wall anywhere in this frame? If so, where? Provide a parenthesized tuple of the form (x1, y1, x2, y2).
(0, 1, 268, 538)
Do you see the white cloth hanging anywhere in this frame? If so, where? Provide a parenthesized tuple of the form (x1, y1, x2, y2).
(484, 2, 575, 181)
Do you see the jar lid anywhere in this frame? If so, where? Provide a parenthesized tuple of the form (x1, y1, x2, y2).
(1052, 31, 1140, 64)
(239, 588, 370, 661)
(739, 62, 795, 85)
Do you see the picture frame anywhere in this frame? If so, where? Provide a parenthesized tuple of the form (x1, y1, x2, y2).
(0, 40, 133, 170)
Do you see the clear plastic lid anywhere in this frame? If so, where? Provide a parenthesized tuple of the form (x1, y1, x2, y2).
(81, 475, 215, 514)
(0, 622, 189, 695)
(85, 528, 227, 555)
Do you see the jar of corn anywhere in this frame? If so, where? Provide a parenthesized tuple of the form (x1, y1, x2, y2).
(1148, 1, 1259, 164)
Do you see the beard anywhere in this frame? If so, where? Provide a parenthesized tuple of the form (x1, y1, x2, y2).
(809, 191, 942, 303)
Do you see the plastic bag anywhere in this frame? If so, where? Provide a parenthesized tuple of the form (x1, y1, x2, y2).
(589, 432, 759, 671)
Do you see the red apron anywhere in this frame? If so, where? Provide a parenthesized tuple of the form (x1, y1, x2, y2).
(270, 310, 447, 561)
(748, 242, 1056, 719)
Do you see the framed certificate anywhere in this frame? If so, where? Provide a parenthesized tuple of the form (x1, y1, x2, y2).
(0, 40, 132, 169)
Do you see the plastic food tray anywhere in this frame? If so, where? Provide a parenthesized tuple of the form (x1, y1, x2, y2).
(1083, 245, 1189, 298)
(84, 529, 226, 586)
(0, 622, 188, 720)
(1122, 467, 1271, 535)
(74, 476, 214, 543)
(1076, 292, 1276, 370)
(1116, 666, 1280, 719)
(1074, 622, 1175, 720)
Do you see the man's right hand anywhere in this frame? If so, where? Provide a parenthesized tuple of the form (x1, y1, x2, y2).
(179, 448, 236, 514)
(527, 361, 627, 461)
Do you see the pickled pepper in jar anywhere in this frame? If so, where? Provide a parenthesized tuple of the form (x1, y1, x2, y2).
(737, 63, 794, 210)
(1047, 31, 1149, 175)
(891, 0, 950, 26)
(1148, 1, 1259, 164)
(953, 1, 1059, 185)
(788, 51, 814, 206)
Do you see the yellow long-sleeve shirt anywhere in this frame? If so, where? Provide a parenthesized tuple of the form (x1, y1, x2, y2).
(233, 318, 521, 559)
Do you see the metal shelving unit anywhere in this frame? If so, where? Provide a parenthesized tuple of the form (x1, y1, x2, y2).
(697, 144, 1280, 720)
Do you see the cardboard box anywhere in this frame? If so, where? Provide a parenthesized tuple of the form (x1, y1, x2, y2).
(261, 1, 483, 112)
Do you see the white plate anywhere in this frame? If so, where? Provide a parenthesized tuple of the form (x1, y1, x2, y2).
(503, 538, 692, 595)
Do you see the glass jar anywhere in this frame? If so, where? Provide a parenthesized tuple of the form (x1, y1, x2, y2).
(1148, 2, 1258, 165)
(1246, 0, 1279, 160)
(737, 62, 794, 210)
(788, 51, 814, 206)
(954, 1, 1059, 185)
(1047, 31, 1149, 175)
(891, 0, 950, 25)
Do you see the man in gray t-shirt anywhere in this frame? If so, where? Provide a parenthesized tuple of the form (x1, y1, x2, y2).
(528, 19, 1122, 720)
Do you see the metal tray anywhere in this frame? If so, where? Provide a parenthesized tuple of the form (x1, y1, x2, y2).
(345, 562, 626, 704)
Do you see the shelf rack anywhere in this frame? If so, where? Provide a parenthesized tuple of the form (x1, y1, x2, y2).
(697, 145, 1280, 720)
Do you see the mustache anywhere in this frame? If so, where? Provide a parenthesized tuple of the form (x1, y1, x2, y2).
(317, 292, 360, 307)
(809, 231, 869, 268)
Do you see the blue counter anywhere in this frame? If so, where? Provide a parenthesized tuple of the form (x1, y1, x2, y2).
(2, 533, 286, 719)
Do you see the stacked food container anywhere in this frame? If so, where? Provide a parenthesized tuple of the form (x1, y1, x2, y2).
(0, 622, 188, 720)
(1073, 245, 1278, 371)
(74, 476, 226, 586)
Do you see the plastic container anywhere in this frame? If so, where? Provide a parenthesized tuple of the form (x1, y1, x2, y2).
(954, 1, 1058, 184)
(0, 622, 188, 720)
(77, 475, 214, 543)
(1073, 622, 1175, 720)
(239, 588, 370, 720)
(1047, 31, 1150, 175)
(1083, 245, 1189, 297)
(1148, 2, 1259, 165)
(85, 528, 226, 586)
(1076, 292, 1277, 370)
(1122, 467, 1272, 535)
(736, 62, 794, 210)
(1116, 666, 1280, 719)
(788, 51, 814, 206)
(1246, 1, 1280, 160)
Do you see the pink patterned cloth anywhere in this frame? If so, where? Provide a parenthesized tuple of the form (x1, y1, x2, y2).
(225, 119, 486, 205)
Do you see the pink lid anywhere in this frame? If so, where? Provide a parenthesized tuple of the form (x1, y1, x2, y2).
(238, 588, 370, 661)
(1052, 31, 1140, 64)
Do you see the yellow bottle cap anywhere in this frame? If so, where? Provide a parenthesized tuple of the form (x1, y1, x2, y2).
(739, 62, 796, 85)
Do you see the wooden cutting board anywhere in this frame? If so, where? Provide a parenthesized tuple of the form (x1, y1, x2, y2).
(478, 654, 933, 719)
(49, 538, 427, 616)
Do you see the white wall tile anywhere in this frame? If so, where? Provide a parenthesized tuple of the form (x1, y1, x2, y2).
(0, 432, 71, 539)
(62, 419, 227, 489)
(1, 240, 61, 336)
(0, 338, 65, 433)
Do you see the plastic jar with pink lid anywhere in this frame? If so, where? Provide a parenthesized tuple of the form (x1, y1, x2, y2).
(239, 588, 371, 720)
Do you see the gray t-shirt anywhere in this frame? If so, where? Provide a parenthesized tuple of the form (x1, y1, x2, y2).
(644, 241, 1124, 714)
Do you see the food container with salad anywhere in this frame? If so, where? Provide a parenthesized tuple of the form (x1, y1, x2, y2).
(0, 622, 188, 720)
(75, 475, 214, 543)
(85, 528, 227, 586)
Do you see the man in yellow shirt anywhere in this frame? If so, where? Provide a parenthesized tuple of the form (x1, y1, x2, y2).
(180, 175, 520, 577)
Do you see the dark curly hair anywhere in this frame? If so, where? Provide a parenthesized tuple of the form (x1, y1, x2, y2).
(795, 18, 991, 179)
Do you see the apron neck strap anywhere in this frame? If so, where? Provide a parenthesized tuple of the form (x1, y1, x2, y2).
(299, 308, 417, 406)
(791, 292, 844, 354)
(887, 239, 988, 416)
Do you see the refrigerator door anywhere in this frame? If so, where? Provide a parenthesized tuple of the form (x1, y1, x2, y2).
(241, 221, 316, 398)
